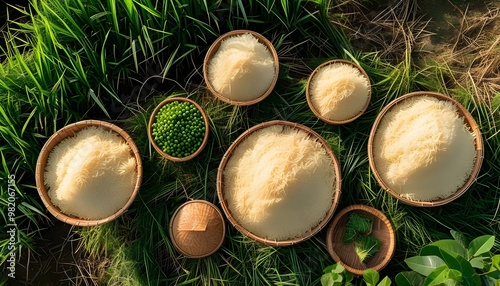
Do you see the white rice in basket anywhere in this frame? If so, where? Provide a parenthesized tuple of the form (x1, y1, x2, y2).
(223, 124, 337, 240)
(309, 62, 370, 121)
(372, 96, 476, 201)
(44, 126, 137, 220)
(207, 33, 275, 102)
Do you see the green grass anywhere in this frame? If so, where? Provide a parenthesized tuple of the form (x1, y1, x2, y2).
(1, 0, 499, 285)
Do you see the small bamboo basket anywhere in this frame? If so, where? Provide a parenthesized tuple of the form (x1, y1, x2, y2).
(35, 120, 143, 226)
(326, 205, 396, 276)
(169, 200, 226, 258)
(203, 30, 279, 106)
(217, 120, 342, 247)
(306, 59, 372, 124)
(147, 97, 209, 162)
(368, 91, 484, 207)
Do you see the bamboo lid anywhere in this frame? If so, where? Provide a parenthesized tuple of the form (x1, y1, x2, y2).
(169, 200, 226, 258)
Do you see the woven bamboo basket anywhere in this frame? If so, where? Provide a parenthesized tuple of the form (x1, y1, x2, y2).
(147, 97, 209, 162)
(368, 91, 484, 207)
(203, 30, 279, 106)
(326, 205, 395, 276)
(35, 120, 143, 226)
(169, 200, 226, 258)
(217, 120, 342, 247)
(306, 59, 372, 124)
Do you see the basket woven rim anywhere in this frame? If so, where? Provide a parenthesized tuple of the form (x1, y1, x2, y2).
(203, 29, 279, 106)
(147, 97, 209, 162)
(169, 200, 226, 258)
(217, 120, 342, 247)
(367, 91, 484, 207)
(35, 119, 143, 226)
(326, 204, 396, 276)
(306, 59, 372, 124)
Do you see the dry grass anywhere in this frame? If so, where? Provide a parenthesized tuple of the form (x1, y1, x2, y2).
(329, 0, 431, 62)
(444, 2, 500, 102)
(333, 0, 499, 104)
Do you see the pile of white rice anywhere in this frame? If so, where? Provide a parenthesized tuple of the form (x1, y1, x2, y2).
(207, 33, 275, 102)
(309, 62, 370, 121)
(44, 126, 137, 220)
(372, 96, 476, 201)
(223, 124, 337, 240)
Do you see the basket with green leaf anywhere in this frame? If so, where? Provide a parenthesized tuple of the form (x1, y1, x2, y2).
(326, 205, 396, 276)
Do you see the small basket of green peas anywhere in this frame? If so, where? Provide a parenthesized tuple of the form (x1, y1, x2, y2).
(148, 97, 209, 162)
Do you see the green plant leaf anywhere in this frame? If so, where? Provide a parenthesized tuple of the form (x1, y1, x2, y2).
(363, 268, 380, 286)
(405, 256, 445, 276)
(486, 270, 500, 280)
(323, 263, 345, 274)
(492, 255, 500, 270)
(378, 276, 392, 286)
(395, 272, 425, 286)
(321, 272, 343, 286)
(344, 271, 354, 283)
(423, 265, 462, 286)
(431, 246, 481, 285)
(421, 245, 481, 286)
(450, 230, 468, 248)
(469, 256, 486, 269)
(428, 239, 467, 258)
(468, 235, 495, 258)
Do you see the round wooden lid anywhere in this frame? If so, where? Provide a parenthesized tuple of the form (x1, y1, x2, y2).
(169, 200, 226, 258)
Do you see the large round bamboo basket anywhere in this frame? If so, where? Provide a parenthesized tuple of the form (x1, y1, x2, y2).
(147, 97, 209, 162)
(306, 59, 371, 124)
(326, 205, 396, 276)
(35, 120, 143, 226)
(169, 200, 226, 258)
(368, 91, 484, 207)
(203, 30, 279, 106)
(217, 120, 342, 247)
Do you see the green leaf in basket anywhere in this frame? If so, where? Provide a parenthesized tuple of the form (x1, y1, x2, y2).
(354, 235, 380, 263)
(346, 212, 373, 235)
(343, 227, 357, 244)
(468, 235, 495, 258)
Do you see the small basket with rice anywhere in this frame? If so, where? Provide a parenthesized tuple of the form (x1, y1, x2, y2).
(35, 120, 143, 226)
(306, 59, 371, 124)
(203, 30, 279, 106)
(217, 120, 342, 247)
